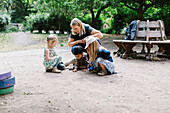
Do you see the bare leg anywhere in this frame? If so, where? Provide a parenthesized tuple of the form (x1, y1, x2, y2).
(97, 62, 109, 76)
(98, 62, 106, 71)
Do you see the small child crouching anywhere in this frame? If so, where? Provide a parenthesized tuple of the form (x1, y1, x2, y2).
(43, 34, 65, 73)
(71, 46, 89, 72)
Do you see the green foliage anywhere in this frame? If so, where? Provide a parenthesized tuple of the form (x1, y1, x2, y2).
(0, 33, 11, 44)
(100, 27, 110, 33)
(106, 5, 138, 34)
(122, 7, 138, 24)
(26, 12, 71, 33)
(81, 13, 103, 30)
(1, 0, 169, 35)
(48, 12, 71, 33)
(82, 14, 92, 25)
(73, 0, 115, 28)
(0, 0, 13, 13)
(24, 0, 74, 33)
(28, 0, 49, 13)
(11, 0, 26, 23)
(0, 14, 11, 25)
(0, 13, 11, 31)
(25, 13, 50, 33)
(6, 26, 19, 32)
(120, 0, 169, 21)
(144, 5, 170, 36)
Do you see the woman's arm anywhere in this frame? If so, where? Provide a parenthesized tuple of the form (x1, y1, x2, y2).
(83, 29, 103, 41)
(90, 29, 103, 39)
(67, 38, 85, 48)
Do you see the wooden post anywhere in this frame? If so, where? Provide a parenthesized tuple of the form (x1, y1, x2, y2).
(121, 43, 136, 58)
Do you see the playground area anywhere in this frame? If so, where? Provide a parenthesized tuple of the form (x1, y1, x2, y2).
(0, 32, 170, 113)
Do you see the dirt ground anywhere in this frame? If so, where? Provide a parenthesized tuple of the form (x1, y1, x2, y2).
(0, 32, 170, 113)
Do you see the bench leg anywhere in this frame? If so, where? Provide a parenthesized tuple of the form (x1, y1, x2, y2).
(146, 44, 153, 60)
(121, 43, 136, 58)
(113, 42, 125, 56)
(141, 44, 146, 54)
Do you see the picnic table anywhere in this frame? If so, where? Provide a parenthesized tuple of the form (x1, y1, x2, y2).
(113, 20, 170, 60)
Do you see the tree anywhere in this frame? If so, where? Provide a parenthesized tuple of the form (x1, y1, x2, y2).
(0, 0, 13, 13)
(0, 13, 11, 31)
(107, 4, 138, 34)
(144, 5, 170, 36)
(42, 0, 74, 33)
(120, 0, 169, 20)
(74, 0, 116, 28)
(11, 0, 26, 22)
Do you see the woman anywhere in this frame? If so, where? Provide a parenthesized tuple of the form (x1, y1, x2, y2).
(66, 18, 103, 66)
(85, 36, 116, 76)
(68, 18, 103, 52)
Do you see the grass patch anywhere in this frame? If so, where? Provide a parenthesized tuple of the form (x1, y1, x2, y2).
(0, 33, 14, 51)
(0, 33, 12, 43)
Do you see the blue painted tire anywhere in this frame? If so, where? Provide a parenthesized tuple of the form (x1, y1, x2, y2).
(0, 70, 12, 80)
(0, 76, 15, 89)
(0, 86, 14, 95)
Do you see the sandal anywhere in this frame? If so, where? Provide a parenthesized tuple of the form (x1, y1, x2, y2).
(52, 68, 61, 73)
(97, 70, 108, 76)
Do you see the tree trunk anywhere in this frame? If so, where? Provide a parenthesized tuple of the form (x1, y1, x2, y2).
(91, 18, 97, 28)
(90, 4, 109, 28)
(137, 11, 144, 21)
(90, 9, 96, 28)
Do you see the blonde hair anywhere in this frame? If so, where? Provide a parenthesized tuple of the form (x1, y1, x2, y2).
(70, 18, 85, 35)
(89, 41, 100, 61)
(47, 34, 58, 43)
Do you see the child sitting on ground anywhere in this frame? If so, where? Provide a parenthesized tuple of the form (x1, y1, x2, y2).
(71, 46, 89, 72)
(43, 34, 65, 73)
(85, 36, 116, 76)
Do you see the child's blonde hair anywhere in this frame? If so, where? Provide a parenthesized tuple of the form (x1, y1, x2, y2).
(47, 34, 58, 43)
(89, 41, 100, 61)
(70, 18, 85, 36)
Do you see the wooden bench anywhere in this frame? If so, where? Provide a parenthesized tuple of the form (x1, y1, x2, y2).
(113, 20, 170, 59)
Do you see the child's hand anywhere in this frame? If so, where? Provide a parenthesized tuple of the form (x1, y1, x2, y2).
(73, 69, 77, 72)
(82, 69, 87, 72)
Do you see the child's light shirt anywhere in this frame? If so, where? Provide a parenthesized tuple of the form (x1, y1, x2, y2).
(43, 47, 60, 70)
